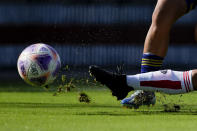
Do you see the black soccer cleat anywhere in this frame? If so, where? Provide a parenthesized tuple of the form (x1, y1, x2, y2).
(89, 65, 133, 100)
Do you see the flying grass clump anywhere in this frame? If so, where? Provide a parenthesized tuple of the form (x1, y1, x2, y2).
(53, 75, 76, 96)
(53, 65, 91, 102)
(78, 92, 91, 103)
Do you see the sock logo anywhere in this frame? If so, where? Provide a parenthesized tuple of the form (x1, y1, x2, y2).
(160, 70, 168, 74)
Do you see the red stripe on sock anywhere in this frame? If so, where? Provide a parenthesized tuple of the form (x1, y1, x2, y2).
(185, 71, 190, 92)
(187, 71, 191, 86)
(186, 71, 191, 92)
(140, 80, 182, 90)
(183, 72, 189, 92)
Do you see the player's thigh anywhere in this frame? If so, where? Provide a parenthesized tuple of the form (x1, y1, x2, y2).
(152, 0, 187, 28)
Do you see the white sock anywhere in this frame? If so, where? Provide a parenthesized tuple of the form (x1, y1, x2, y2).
(126, 70, 194, 94)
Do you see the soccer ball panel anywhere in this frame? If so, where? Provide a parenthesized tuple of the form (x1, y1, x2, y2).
(17, 54, 31, 80)
(31, 54, 52, 71)
(27, 61, 41, 78)
(28, 72, 50, 87)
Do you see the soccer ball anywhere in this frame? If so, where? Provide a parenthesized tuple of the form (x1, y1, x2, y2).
(17, 43, 61, 87)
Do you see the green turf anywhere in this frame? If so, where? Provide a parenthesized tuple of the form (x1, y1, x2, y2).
(1, 84, 197, 131)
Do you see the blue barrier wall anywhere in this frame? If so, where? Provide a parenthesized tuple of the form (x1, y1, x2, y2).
(0, 44, 197, 68)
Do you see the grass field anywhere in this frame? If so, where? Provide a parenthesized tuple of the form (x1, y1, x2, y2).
(1, 82, 197, 131)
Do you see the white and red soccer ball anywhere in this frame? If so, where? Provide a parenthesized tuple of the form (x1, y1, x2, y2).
(17, 43, 61, 87)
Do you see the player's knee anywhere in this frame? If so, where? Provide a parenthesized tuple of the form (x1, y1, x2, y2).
(149, 22, 169, 38)
(152, 7, 163, 26)
(151, 9, 171, 33)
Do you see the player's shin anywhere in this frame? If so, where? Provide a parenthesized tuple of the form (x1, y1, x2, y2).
(126, 70, 194, 94)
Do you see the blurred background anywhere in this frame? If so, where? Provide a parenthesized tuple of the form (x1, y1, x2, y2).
(0, 0, 197, 81)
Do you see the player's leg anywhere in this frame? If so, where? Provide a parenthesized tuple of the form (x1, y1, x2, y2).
(126, 70, 197, 94)
(89, 66, 197, 99)
(121, 0, 188, 107)
(143, 0, 187, 57)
